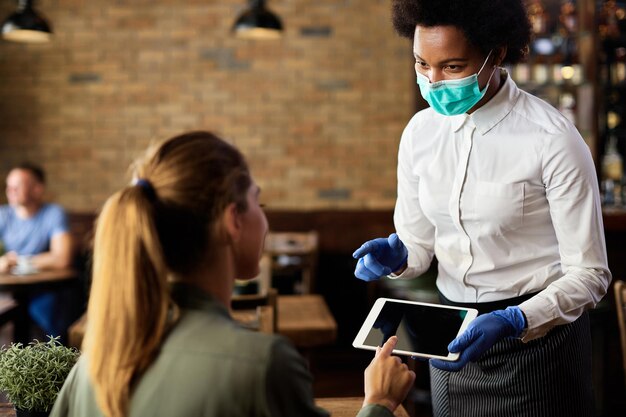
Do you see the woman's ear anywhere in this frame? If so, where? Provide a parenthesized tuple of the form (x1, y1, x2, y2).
(221, 203, 242, 244)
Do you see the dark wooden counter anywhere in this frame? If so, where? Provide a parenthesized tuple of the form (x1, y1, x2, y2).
(0, 404, 13, 417)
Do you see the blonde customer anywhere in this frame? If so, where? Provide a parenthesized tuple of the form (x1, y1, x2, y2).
(50, 131, 415, 417)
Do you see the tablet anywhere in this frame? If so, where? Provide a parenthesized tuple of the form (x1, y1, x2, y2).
(353, 297, 478, 361)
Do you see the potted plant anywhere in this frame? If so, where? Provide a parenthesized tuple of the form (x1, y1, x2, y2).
(0, 336, 80, 417)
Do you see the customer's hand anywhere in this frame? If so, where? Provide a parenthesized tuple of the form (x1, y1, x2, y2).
(430, 306, 527, 372)
(0, 252, 18, 273)
(353, 233, 408, 281)
(363, 336, 416, 412)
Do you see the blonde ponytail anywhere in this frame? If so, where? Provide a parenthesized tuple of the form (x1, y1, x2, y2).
(82, 131, 251, 417)
(85, 187, 170, 417)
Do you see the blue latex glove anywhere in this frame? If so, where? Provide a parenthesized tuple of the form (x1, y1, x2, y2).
(430, 306, 526, 372)
(352, 233, 408, 281)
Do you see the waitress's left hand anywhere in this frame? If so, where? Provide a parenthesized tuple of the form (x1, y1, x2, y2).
(430, 306, 526, 372)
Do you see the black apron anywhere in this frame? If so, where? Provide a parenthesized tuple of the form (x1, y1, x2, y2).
(430, 310, 593, 417)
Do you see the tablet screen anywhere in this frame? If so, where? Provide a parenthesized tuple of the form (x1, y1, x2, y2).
(357, 299, 475, 358)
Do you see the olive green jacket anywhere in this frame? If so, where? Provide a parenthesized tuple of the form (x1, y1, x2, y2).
(50, 284, 392, 417)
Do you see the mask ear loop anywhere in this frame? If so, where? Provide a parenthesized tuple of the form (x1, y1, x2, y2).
(477, 50, 494, 75)
(478, 50, 497, 93)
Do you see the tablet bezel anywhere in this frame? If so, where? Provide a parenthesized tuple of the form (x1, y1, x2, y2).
(352, 297, 478, 361)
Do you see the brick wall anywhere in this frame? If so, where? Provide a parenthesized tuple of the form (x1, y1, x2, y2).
(0, 0, 414, 211)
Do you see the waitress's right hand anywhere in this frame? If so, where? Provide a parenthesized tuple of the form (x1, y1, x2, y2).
(363, 336, 415, 412)
(352, 233, 408, 281)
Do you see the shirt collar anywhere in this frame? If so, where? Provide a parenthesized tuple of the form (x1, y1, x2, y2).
(451, 68, 521, 134)
(448, 113, 469, 133)
(170, 282, 231, 319)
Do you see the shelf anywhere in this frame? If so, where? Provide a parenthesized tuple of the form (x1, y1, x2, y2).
(602, 36, 626, 49)
(603, 207, 626, 231)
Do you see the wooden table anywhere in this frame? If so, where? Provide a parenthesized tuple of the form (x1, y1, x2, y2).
(0, 269, 79, 343)
(0, 269, 79, 291)
(276, 294, 337, 348)
(316, 397, 410, 417)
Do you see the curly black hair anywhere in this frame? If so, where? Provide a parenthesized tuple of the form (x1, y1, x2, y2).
(391, 0, 531, 64)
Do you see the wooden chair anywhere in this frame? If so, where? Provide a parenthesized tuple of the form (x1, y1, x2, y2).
(231, 288, 278, 333)
(615, 280, 626, 387)
(264, 231, 319, 294)
(68, 258, 276, 349)
(68, 313, 86, 349)
(233, 255, 271, 297)
(231, 255, 276, 333)
(255, 305, 275, 334)
(68, 286, 280, 350)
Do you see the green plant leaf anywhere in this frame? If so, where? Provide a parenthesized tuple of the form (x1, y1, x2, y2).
(0, 336, 80, 412)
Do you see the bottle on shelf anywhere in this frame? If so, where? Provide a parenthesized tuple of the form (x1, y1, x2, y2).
(599, 0, 625, 40)
(603, 178, 616, 206)
(557, 0, 577, 61)
(601, 134, 624, 205)
(528, 0, 549, 35)
(558, 91, 576, 125)
(559, 0, 577, 34)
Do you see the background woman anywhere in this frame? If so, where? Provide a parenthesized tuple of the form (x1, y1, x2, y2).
(353, 1, 611, 416)
(50, 131, 415, 417)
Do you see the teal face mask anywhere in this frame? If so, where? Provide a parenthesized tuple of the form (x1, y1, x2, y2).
(416, 51, 496, 116)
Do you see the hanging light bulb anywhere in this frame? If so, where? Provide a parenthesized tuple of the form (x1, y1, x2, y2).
(2, 0, 52, 43)
(233, 0, 283, 40)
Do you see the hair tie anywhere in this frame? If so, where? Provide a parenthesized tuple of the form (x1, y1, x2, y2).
(133, 178, 157, 199)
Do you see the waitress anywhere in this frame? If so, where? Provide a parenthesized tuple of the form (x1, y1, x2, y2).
(352, 1, 611, 416)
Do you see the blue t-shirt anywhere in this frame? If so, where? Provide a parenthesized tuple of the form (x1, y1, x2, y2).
(0, 204, 69, 256)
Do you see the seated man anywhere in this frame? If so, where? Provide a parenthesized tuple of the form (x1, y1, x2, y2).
(0, 162, 77, 341)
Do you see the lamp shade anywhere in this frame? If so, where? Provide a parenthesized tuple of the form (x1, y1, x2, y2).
(2, 0, 52, 43)
(233, 0, 283, 40)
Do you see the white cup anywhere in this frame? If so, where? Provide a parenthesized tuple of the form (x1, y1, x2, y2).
(14, 255, 36, 274)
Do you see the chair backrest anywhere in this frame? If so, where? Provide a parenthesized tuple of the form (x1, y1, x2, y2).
(256, 305, 275, 334)
(67, 211, 96, 260)
(264, 231, 319, 294)
(233, 254, 272, 297)
(68, 313, 87, 349)
(264, 231, 319, 256)
(231, 287, 277, 310)
(615, 280, 626, 386)
(231, 288, 278, 333)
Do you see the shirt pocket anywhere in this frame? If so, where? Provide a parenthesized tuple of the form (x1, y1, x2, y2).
(472, 181, 524, 235)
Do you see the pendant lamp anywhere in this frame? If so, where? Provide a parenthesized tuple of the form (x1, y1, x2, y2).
(2, 0, 52, 43)
(233, 0, 283, 40)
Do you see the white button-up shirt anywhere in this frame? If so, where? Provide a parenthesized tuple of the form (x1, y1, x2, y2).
(394, 70, 611, 341)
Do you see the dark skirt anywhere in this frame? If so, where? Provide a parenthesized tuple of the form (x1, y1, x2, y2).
(429, 312, 594, 417)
